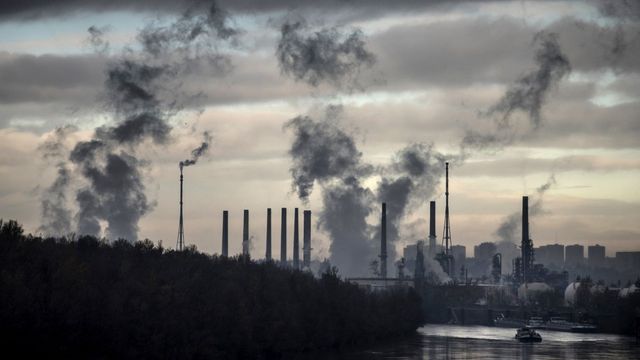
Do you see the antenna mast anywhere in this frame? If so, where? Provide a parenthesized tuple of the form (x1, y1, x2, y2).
(176, 163, 185, 251)
(438, 161, 454, 278)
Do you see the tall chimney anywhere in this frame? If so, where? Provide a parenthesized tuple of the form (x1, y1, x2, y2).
(242, 209, 249, 257)
(281, 208, 287, 266)
(380, 202, 387, 279)
(429, 201, 436, 256)
(303, 210, 311, 269)
(222, 210, 228, 257)
(266, 208, 272, 261)
(522, 196, 529, 283)
(293, 208, 300, 269)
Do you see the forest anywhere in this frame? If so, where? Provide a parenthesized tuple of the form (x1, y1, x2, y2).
(0, 220, 423, 358)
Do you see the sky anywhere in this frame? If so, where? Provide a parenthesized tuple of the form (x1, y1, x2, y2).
(0, 0, 639, 277)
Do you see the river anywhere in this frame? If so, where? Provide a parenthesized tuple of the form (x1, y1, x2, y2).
(296, 324, 640, 359)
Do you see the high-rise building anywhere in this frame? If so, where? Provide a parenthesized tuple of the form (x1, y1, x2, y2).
(615, 252, 640, 270)
(565, 244, 584, 267)
(588, 244, 605, 267)
(474, 242, 497, 262)
(536, 244, 564, 267)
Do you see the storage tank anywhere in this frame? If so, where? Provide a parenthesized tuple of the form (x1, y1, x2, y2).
(590, 284, 606, 295)
(619, 285, 639, 298)
(564, 282, 580, 305)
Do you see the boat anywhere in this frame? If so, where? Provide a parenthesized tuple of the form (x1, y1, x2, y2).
(526, 316, 545, 329)
(493, 313, 526, 328)
(515, 327, 542, 343)
(569, 323, 598, 333)
(545, 317, 597, 333)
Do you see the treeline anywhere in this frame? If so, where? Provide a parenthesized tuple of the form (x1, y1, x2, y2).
(0, 220, 422, 358)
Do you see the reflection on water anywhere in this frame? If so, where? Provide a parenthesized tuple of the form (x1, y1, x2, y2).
(295, 324, 640, 360)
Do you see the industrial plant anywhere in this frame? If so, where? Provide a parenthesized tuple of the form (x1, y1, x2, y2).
(175, 157, 640, 323)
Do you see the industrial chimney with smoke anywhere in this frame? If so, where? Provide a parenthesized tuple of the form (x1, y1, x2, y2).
(176, 165, 185, 251)
(522, 196, 533, 283)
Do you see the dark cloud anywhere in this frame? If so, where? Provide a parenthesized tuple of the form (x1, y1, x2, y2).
(0, 0, 457, 22)
(2, 16, 638, 119)
(456, 155, 640, 178)
(0, 52, 106, 105)
(276, 20, 375, 88)
(598, 0, 640, 21)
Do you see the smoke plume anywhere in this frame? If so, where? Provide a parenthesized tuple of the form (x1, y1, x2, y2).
(286, 107, 463, 276)
(180, 131, 212, 168)
(374, 143, 459, 263)
(276, 20, 375, 89)
(87, 25, 110, 54)
(486, 32, 571, 128)
(285, 106, 370, 201)
(495, 175, 557, 244)
(462, 32, 571, 151)
(286, 106, 375, 276)
(39, 1, 236, 241)
(37, 126, 78, 236)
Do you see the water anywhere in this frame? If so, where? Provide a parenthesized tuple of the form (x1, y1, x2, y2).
(296, 324, 640, 359)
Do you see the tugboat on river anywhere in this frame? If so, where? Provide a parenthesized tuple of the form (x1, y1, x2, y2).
(515, 327, 542, 343)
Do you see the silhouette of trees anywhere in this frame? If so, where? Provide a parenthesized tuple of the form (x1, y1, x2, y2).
(0, 220, 422, 358)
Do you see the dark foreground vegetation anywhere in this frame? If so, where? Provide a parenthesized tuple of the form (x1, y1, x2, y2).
(0, 220, 422, 358)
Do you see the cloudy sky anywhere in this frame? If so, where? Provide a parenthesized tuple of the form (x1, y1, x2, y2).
(0, 0, 638, 276)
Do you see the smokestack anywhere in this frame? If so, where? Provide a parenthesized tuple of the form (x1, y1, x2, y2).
(303, 210, 311, 269)
(429, 201, 436, 256)
(522, 196, 529, 283)
(243, 209, 249, 257)
(380, 202, 387, 279)
(281, 208, 287, 266)
(176, 166, 185, 251)
(222, 210, 228, 257)
(266, 208, 272, 261)
(293, 208, 300, 269)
